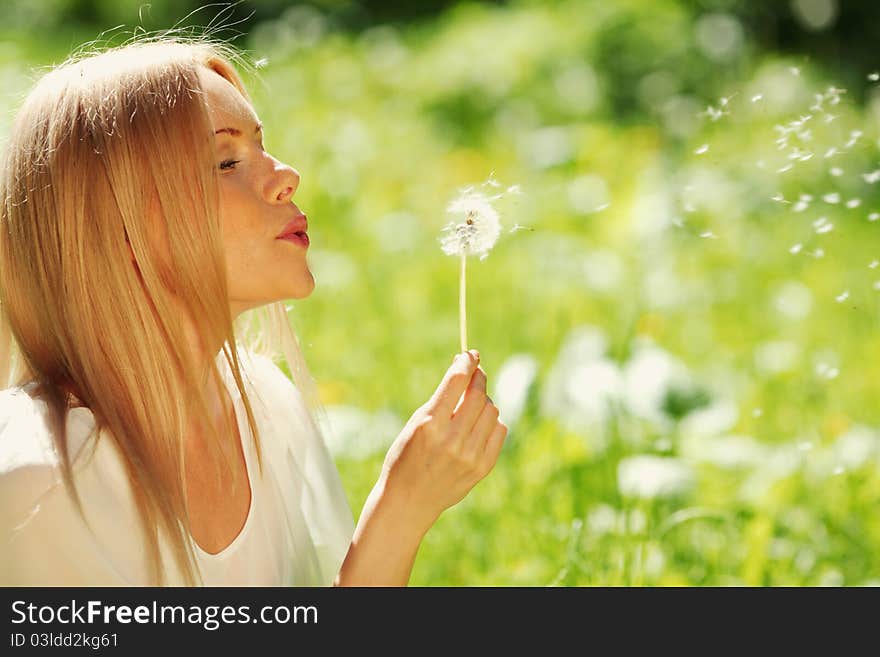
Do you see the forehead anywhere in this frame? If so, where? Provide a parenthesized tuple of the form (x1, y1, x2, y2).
(197, 66, 259, 129)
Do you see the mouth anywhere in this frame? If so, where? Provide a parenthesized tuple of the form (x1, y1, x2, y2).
(275, 214, 309, 247)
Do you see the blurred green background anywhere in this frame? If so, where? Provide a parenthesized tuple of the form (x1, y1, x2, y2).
(3, 0, 880, 585)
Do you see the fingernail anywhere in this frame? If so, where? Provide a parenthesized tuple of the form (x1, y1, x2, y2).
(468, 349, 480, 361)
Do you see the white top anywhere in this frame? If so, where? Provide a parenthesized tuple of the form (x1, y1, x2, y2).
(0, 347, 355, 586)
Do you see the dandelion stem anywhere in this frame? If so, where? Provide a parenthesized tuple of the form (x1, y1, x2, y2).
(459, 252, 468, 352)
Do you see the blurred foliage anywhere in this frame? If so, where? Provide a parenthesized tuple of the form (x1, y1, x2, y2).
(3, 0, 880, 585)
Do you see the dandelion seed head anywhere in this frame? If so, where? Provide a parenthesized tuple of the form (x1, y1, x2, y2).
(440, 187, 504, 260)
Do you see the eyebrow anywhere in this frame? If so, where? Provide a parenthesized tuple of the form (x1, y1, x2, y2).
(214, 121, 263, 137)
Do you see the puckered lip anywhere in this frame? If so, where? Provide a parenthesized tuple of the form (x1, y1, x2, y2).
(275, 214, 308, 239)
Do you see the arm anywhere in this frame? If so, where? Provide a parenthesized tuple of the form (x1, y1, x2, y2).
(333, 350, 508, 587)
(333, 476, 429, 586)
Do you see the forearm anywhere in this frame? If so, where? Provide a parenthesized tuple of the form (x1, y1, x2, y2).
(334, 476, 433, 587)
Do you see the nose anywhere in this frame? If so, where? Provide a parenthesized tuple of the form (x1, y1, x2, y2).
(269, 160, 300, 204)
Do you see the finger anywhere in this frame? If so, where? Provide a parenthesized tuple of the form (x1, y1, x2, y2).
(449, 367, 488, 433)
(481, 421, 508, 469)
(428, 350, 480, 418)
(461, 396, 499, 461)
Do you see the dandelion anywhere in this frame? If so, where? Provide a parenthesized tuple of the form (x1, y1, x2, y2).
(771, 193, 790, 203)
(846, 198, 862, 209)
(869, 212, 880, 222)
(751, 93, 763, 103)
(617, 455, 695, 500)
(814, 217, 833, 234)
(822, 192, 840, 204)
(440, 179, 510, 351)
(862, 170, 880, 184)
(870, 72, 880, 82)
(694, 144, 709, 155)
(870, 260, 880, 269)
(835, 291, 849, 303)
(824, 113, 838, 124)
(254, 57, 269, 69)
(824, 147, 838, 159)
(792, 200, 810, 213)
(508, 223, 534, 234)
(704, 105, 726, 121)
(789, 243, 803, 254)
(816, 363, 839, 379)
(699, 231, 718, 239)
(830, 167, 844, 177)
(777, 164, 793, 173)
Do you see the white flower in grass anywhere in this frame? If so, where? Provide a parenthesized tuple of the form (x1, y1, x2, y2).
(440, 190, 502, 261)
(617, 455, 695, 500)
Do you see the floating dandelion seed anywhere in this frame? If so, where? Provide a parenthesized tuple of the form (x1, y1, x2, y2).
(823, 193, 841, 204)
(440, 179, 512, 351)
(870, 72, 880, 82)
(254, 57, 269, 69)
(793, 200, 810, 213)
(869, 212, 880, 222)
(509, 223, 534, 234)
(833, 466, 845, 476)
(868, 260, 879, 269)
(695, 144, 709, 155)
(824, 147, 838, 158)
(778, 164, 793, 173)
(836, 291, 850, 303)
(824, 113, 838, 123)
(814, 217, 834, 234)
(812, 248, 825, 258)
(863, 170, 880, 184)
(771, 193, 790, 203)
(752, 408, 763, 418)
(790, 66, 801, 76)
(874, 280, 880, 290)
(830, 167, 844, 177)
(846, 198, 862, 209)
(699, 231, 718, 239)
(790, 243, 803, 254)
(751, 93, 763, 103)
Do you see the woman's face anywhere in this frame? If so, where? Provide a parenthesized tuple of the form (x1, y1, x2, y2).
(198, 66, 313, 317)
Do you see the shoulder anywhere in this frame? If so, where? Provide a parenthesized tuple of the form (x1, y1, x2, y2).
(0, 386, 97, 540)
(0, 387, 64, 509)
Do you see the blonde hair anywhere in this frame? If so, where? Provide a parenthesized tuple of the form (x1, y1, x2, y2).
(0, 37, 327, 585)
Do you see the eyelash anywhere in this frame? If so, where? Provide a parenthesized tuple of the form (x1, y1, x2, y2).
(219, 159, 241, 171)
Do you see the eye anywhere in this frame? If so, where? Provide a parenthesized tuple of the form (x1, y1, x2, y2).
(219, 159, 241, 171)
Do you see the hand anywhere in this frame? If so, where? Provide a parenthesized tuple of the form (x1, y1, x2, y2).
(379, 349, 508, 533)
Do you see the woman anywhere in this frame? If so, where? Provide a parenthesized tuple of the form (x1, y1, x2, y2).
(0, 38, 507, 586)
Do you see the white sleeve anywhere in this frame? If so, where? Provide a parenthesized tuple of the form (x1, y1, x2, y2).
(241, 351, 355, 586)
(0, 389, 129, 586)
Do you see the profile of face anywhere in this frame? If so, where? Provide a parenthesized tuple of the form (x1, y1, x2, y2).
(197, 66, 313, 318)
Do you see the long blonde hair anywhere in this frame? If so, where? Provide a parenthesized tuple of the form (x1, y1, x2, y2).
(0, 37, 326, 585)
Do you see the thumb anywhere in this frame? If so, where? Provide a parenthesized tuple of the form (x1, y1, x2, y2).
(429, 349, 481, 417)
